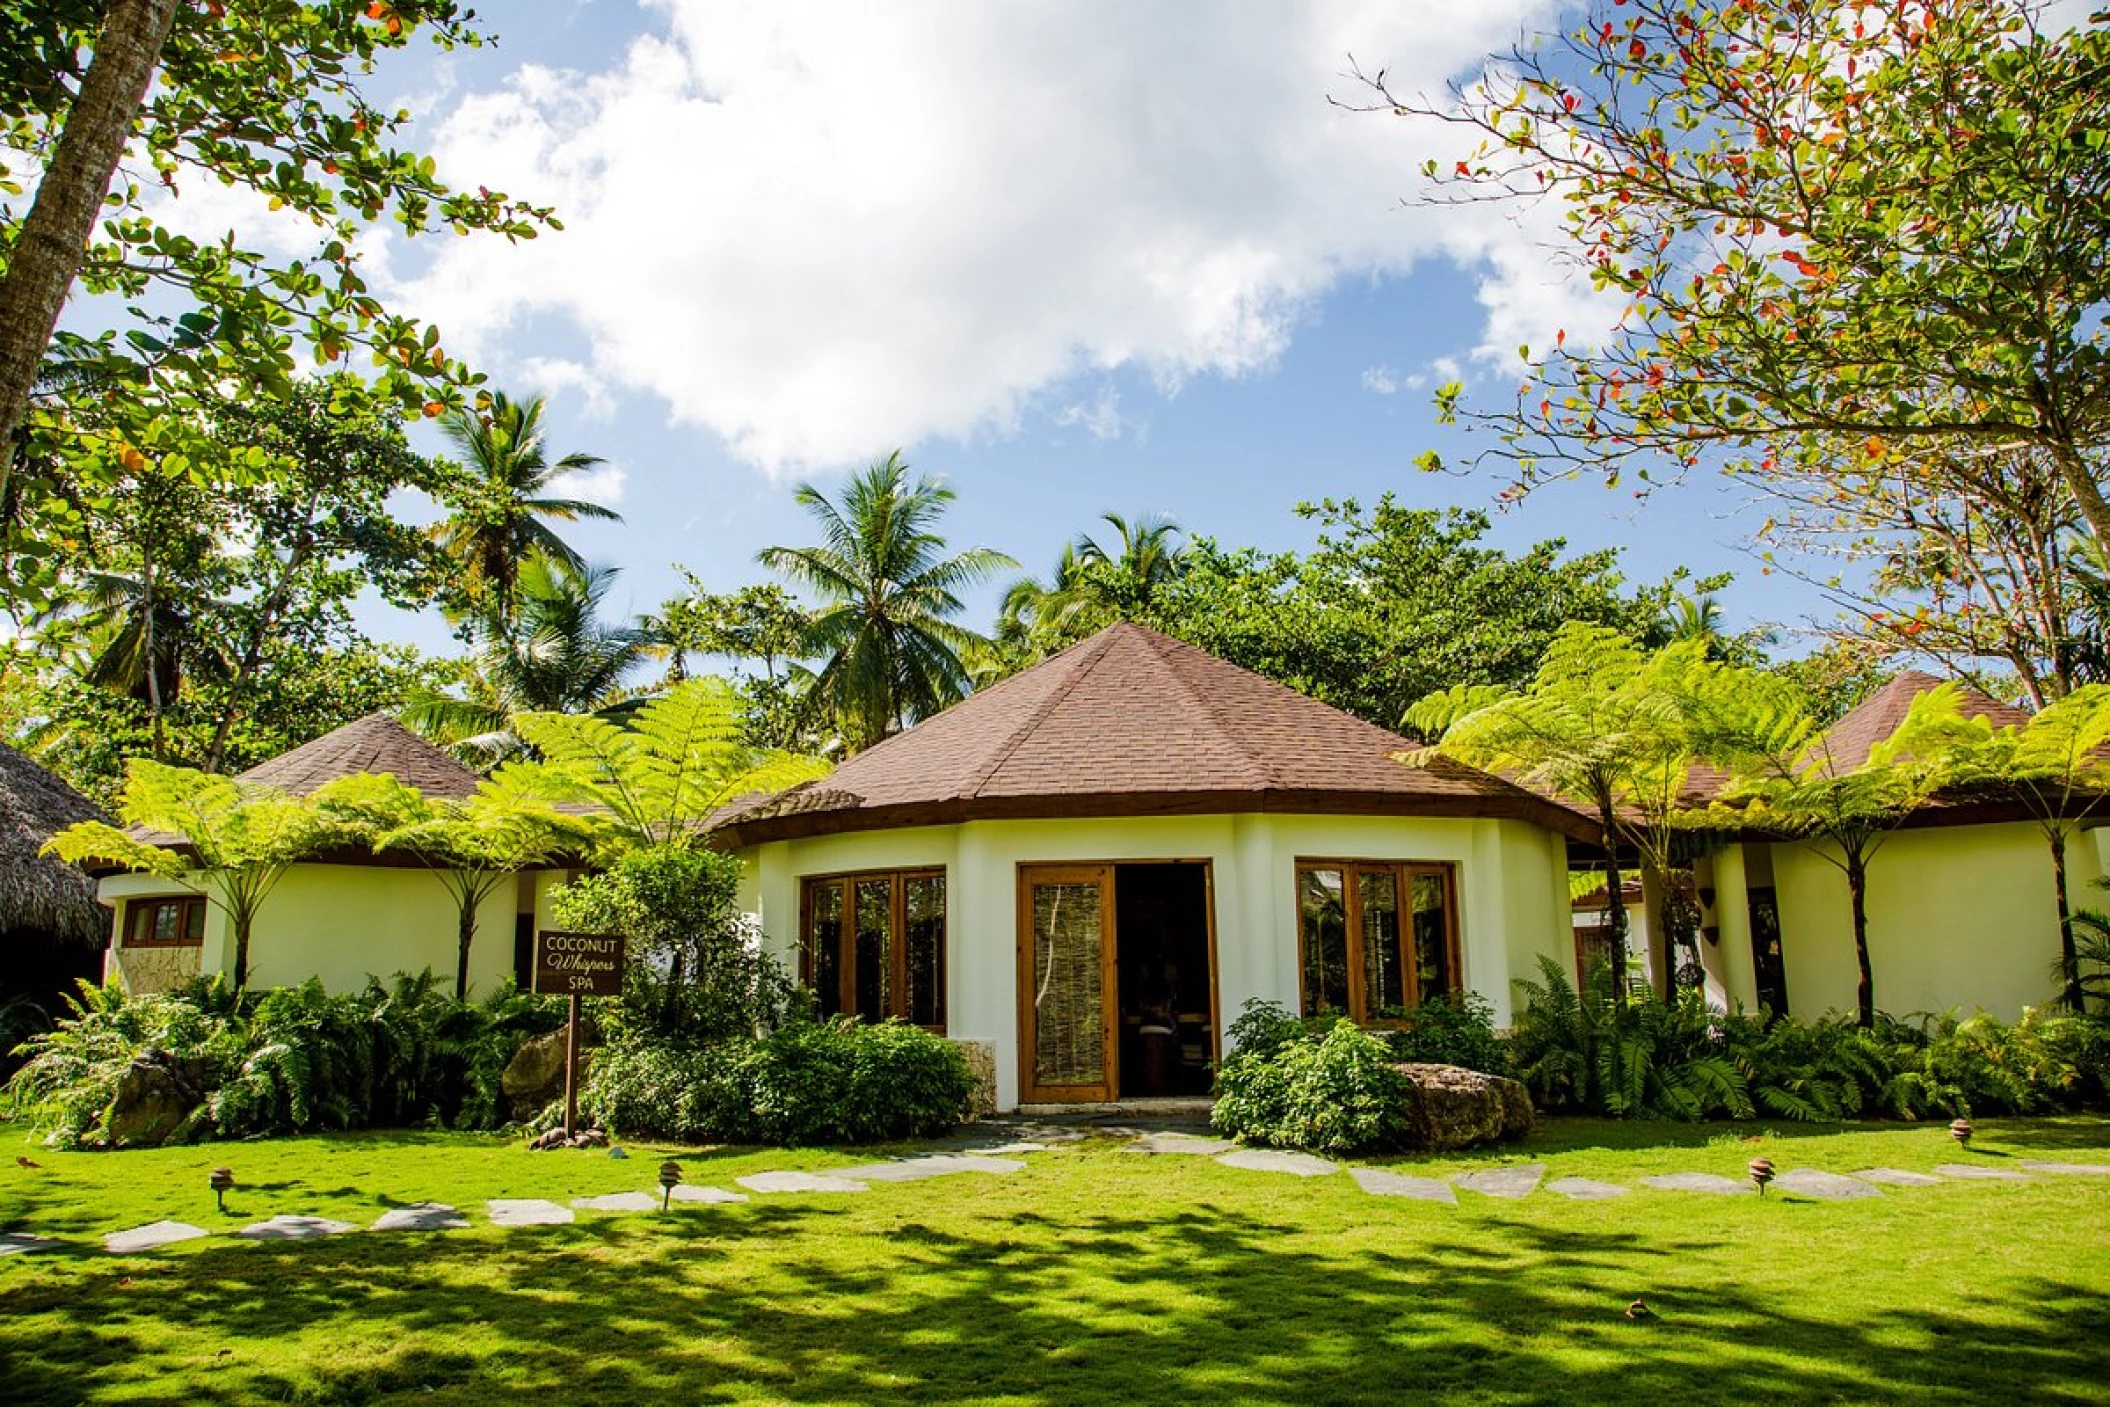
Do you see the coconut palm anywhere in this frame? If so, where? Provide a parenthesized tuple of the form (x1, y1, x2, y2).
(758, 452, 1015, 750)
(403, 551, 651, 768)
(998, 511, 1186, 662)
(430, 392, 623, 624)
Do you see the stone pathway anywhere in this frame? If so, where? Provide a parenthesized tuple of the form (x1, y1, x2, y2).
(735, 1170, 869, 1195)
(833, 1154, 1028, 1183)
(2021, 1160, 2110, 1176)
(1216, 1148, 1337, 1177)
(1349, 1168, 1456, 1203)
(1124, 1132, 1235, 1156)
(1641, 1172, 1752, 1195)
(371, 1203, 469, 1232)
(670, 1185, 749, 1206)
(1545, 1177, 1627, 1201)
(1771, 1169, 1880, 1201)
(1932, 1162, 2029, 1181)
(1855, 1168, 1945, 1187)
(0, 1232, 60, 1256)
(571, 1192, 661, 1212)
(488, 1200, 575, 1227)
(1454, 1164, 1546, 1200)
(234, 1215, 357, 1241)
(106, 1221, 209, 1254)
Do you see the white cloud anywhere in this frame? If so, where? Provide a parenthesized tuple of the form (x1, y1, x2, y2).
(548, 460, 629, 509)
(1360, 364, 1401, 395)
(517, 355, 618, 420)
(387, 0, 1563, 474)
(1056, 384, 1127, 441)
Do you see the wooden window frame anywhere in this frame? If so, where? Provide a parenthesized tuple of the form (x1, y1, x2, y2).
(1293, 859, 1461, 1025)
(125, 895, 206, 949)
(798, 868, 946, 1032)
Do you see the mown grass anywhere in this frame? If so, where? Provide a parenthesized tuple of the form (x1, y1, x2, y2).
(2, 1116, 2107, 1405)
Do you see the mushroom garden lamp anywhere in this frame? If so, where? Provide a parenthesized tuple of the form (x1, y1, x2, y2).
(660, 1161, 683, 1211)
(210, 1166, 234, 1215)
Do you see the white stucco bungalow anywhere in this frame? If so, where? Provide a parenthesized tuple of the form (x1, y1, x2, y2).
(712, 623, 1592, 1110)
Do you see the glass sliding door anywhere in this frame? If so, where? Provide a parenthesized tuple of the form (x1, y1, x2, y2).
(1018, 864, 1116, 1102)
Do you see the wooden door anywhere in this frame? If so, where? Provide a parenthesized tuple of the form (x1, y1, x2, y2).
(1017, 864, 1117, 1103)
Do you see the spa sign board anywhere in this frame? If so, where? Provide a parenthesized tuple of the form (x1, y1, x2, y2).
(533, 930, 626, 997)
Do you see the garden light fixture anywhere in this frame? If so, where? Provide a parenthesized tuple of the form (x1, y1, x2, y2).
(660, 1161, 683, 1211)
(1950, 1118, 1974, 1149)
(210, 1166, 234, 1214)
(1748, 1157, 1775, 1197)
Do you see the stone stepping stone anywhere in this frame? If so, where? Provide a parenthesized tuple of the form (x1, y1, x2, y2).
(959, 1141, 1053, 1156)
(1124, 1133, 1235, 1156)
(1215, 1148, 1336, 1177)
(233, 1215, 357, 1241)
(105, 1220, 210, 1254)
(1771, 1169, 1880, 1201)
(371, 1203, 469, 1231)
(570, 1192, 661, 1212)
(1933, 1163, 2029, 1181)
(832, 1154, 1028, 1183)
(735, 1171, 870, 1195)
(1854, 1168, 1945, 1187)
(2019, 1160, 2110, 1176)
(487, 1199, 575, 1226)
(0, 1232, 60, 1256)
(1349, 1168, 1456, 1203)
(1453, 1164, 1546, 1200)
(670, 1185, 749, 1206)
(1641, 1172, 1751, 1195)
(1545, 1177, 1629, 1201)
(998, 1123, 1087, 1143)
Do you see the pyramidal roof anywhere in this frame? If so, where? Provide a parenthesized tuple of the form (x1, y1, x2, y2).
(1813, 669, 2031, 775)
(714, 622, 1594, 845)
(238, 713, 480, 799)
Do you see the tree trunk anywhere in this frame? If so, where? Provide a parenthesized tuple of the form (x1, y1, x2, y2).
(2050, 438, 2110, 558)
(202, 540, 309, 772)
(0, 0, 184, 469)
(1598, 801, 1628, 1009)
(1846, 850, 1874, 1029)
(232, 910, 251, 992)
(455, 899, 476, 1002)
(2051, 828, 2083, 1011)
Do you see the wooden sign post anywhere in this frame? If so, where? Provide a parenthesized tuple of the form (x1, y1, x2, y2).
(533, 930, 626, 1137)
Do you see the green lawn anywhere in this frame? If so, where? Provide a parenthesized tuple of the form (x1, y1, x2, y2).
(3, 1116, 2108, 1405)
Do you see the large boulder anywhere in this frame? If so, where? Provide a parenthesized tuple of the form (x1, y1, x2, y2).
(502, 1025, 599, 1121)
(105, 1054, 201, 1147)
(1392, 1062, 1533, 1151)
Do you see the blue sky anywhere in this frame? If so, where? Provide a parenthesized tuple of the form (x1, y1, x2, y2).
(203, 2, 1841, 655)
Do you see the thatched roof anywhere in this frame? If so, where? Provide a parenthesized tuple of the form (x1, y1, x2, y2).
(0, 743, 109, 943)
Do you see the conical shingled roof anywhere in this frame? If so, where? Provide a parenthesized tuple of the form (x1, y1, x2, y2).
(1812, 670, 2031, 776)
(238, 713, 480, 799)
(713, 623, 1595, 845)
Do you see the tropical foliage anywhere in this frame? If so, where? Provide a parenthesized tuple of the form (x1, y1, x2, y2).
(758, 451, 1014, 750)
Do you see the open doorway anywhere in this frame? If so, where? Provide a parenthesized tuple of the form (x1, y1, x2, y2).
(1113, 862, 1214, 1098)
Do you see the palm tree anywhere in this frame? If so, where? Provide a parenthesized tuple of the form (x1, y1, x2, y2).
(758, 451, 1015, 750)
(1079, 511, 1185, 599)
(998, 511, 1185, 662)
(404, 551, 651, 768)
(430, 392, 623, 625)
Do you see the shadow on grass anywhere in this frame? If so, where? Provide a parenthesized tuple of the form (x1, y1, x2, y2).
(3, 1198, 2105, 1406)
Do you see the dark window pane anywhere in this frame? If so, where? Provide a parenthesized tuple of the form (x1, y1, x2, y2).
(1359, 869, 1403, 1015)
(1412, 872, 1453, 1001)
(808, 881, 843, 1018)
(1298, 869, 1349, 1018)
(854, 878, 891, 1019)
(904, 875, 945, 1028)
(1032, 882, 1104, 1085)
(184, 899, 205, 942)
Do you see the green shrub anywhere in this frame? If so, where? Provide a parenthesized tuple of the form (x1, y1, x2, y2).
(584, 1018, 976, 1146)
(1377, 993, 1509, 1074)
(1214, 1018, 1410, 1155)
(1508, 956, 1749, 1120)
(2, 975, 565, 1148)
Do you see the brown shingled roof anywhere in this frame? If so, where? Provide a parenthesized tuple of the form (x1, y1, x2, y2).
(713, 623, 1595, 845)
(238, 713, 481, 800)
(1811, 670, 2031, 776)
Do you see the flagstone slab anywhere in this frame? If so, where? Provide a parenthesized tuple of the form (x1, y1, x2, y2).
(1215, 1148, 1337, 1177)
(2019, 1160, 2110, 1176)
(735, 1171, 870, 1195)
(1854, 1168, 1945, 1187)
(1933, 1163, 2029, 1181)
(1641, 1173, 1751, 1195)
(958, 1141, 1054, 1156)
(105, 1220, 210, 1253)
(1771, 1169, 1880, 1201)
(1349, 1168, 1456, 1203)
(1453, 1164, 1546, 1200)
(1125, 1132, 1236, 1156)
(487, 1199, 575, 1227)
(570, 1192, 661, 1213)
(233, 1215, 357, 1241)
(997, 1123, 1087, 1143)
(832, 1155, 1029, 1183)
(1545, 1177, 1629, 1201)
(371, 1203, 470, 1231)
(670, 1185, 749, 1206)
(0, 1232, 60, 1256)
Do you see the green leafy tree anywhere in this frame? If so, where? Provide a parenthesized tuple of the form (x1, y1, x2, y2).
(1692, 673, 1955, 1027)
(405, 552, 650, 767)
(998, 511, 1187, 662)
(758, 451, 1014, 750)
(1406, 625, 1713, 1000)
(1377, 1, 2110, 547)
(313, 773, 587, 1000)
(493, 676, 830, 860)
(1149, 497, 1681, 731)
(43, 759, 338, 989)
(430, 392, 622, 626)
(1893, 684, 2110, 1011)
(649, 577, 818, 749)
(0, 2, 557, 600)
